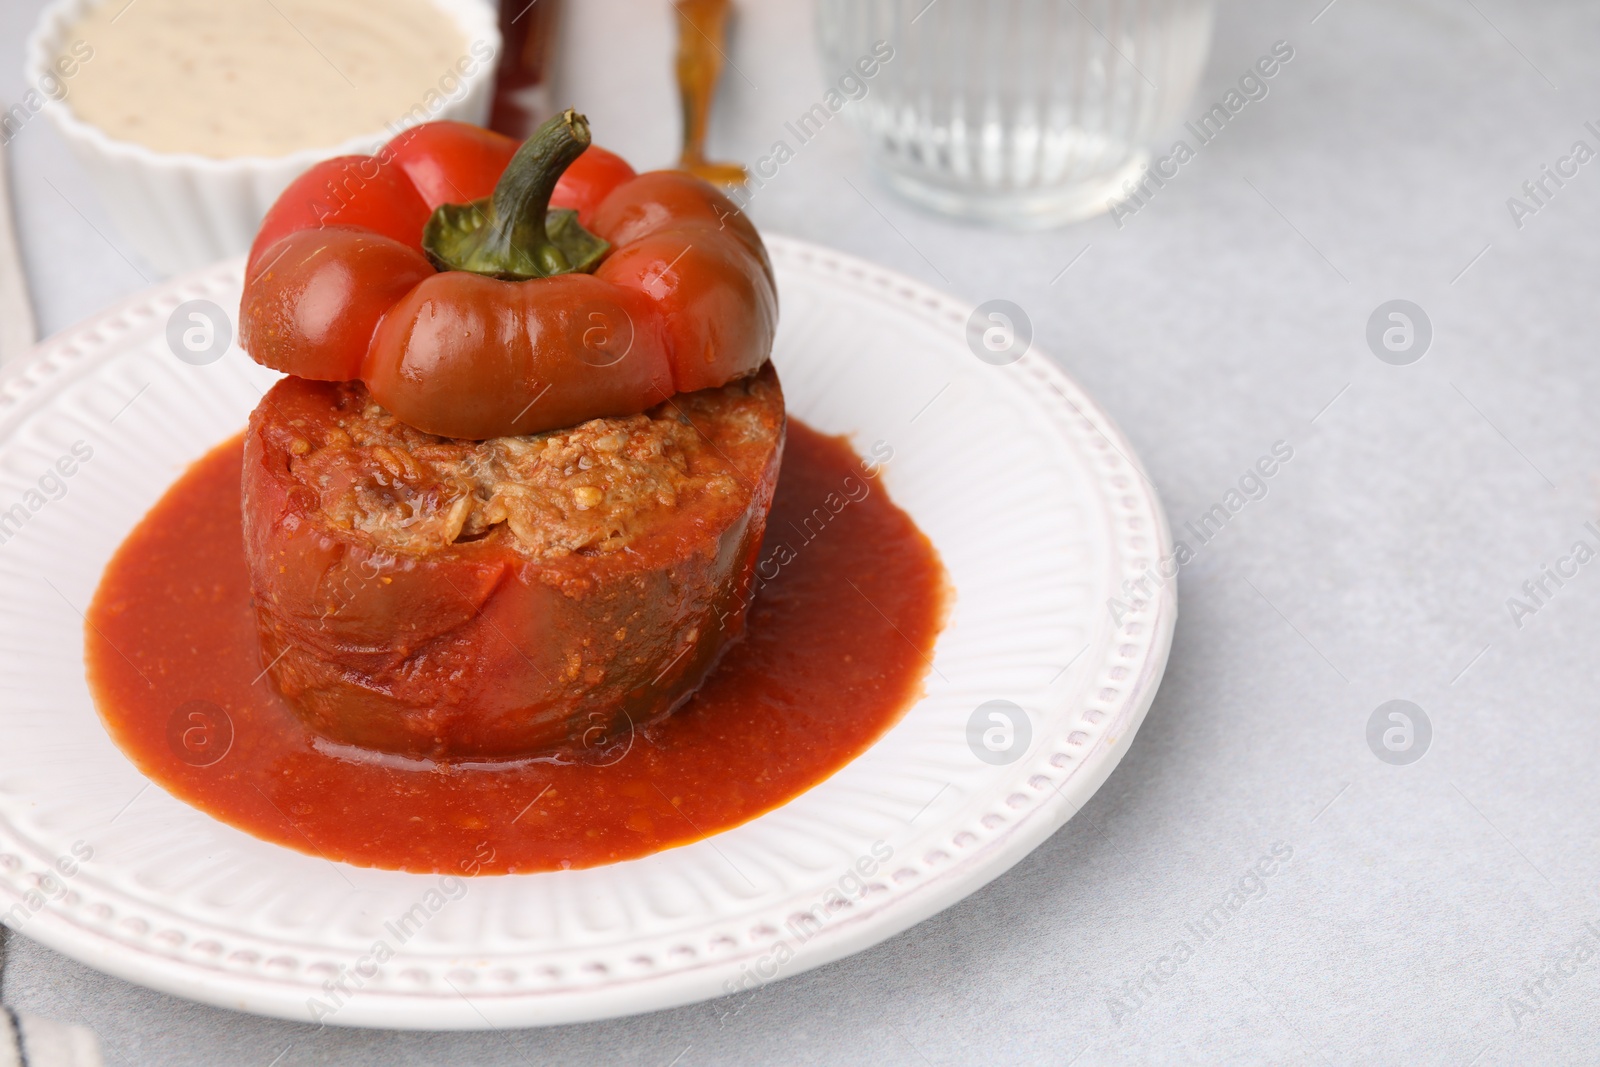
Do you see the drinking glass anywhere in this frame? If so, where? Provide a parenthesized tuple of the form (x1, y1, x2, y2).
(816, 0, 1216, 227)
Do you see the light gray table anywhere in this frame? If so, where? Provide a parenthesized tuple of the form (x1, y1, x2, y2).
(6, 0, 1600, 1063)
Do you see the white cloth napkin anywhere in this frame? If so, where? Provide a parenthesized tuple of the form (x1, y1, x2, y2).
(0, 127, 38, 364)
(0, 932, 102, 1067)
(0, 125, 36, 364)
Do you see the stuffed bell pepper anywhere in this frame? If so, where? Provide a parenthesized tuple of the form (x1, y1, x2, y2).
(238, 111, 784, 760)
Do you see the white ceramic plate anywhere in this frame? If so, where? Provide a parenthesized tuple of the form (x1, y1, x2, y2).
(0, 236, 1175, 1029)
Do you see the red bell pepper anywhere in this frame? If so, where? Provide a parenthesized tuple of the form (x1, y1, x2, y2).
(240, 111, 775, 439)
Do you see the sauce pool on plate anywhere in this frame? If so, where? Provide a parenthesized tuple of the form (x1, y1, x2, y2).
(64, 0, 471, 157)
(85, 422, 948, 874)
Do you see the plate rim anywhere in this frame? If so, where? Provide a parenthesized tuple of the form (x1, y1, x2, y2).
(0, 234, 1177, 1029)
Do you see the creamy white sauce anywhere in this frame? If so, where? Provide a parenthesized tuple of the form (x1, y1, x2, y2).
(64, 0, 471, 158)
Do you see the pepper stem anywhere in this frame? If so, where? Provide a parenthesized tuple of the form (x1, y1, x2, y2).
(422, 109, 610, 279)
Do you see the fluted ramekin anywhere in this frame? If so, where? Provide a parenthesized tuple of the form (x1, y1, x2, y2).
(24, 0, 502, 277)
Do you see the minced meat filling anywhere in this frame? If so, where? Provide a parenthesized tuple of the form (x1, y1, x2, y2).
(281, 380, 772, 559)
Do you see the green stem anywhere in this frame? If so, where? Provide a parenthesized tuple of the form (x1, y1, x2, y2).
(422, 109, 610, 279)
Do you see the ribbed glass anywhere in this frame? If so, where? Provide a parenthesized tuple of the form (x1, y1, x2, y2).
(817, 0, 1215, 226)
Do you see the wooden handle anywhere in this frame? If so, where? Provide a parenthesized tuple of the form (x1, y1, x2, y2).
(673, 0, 747, 186)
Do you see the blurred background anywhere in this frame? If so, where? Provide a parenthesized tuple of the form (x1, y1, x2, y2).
(5, 1, 1600, 1064)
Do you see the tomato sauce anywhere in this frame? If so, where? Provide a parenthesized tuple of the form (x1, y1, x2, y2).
(85, 422, 946, 874)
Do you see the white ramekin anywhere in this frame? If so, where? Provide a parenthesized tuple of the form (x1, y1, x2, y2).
(24, 0, 502, 277)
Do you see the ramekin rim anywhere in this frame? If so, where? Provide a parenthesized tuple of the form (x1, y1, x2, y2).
(21, 0, 505, 173)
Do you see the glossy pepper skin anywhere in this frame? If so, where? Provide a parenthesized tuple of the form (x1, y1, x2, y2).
(240, 113, 776, 440)
(242, 366, 786, 760)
